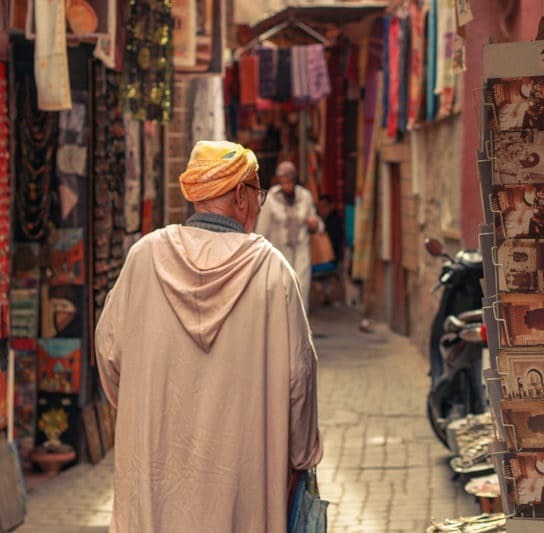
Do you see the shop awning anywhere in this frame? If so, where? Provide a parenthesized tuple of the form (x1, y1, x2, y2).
(236, 1, 387, 28)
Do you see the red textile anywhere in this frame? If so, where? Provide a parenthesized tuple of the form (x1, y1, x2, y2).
(408, 3, 427, 129)
(240, 56, 258, 106)
(386, 17, 400, 138)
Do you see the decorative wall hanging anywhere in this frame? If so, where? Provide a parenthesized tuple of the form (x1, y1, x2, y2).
(123, 113, 141, 233)
(15, 72, 59, 242)
(40, 284, 84, 338)
(12, 243, 40, 290)
(10, 288, 39, 339)
(172, 0, 196, 68)
(48, 228, 85, 286)
(37, 338, 81, 394)
(35, 392, 79, 452)
(0, 61, 8, 341)
(33, 0, 72, 110)
(122, 0, 174, 122)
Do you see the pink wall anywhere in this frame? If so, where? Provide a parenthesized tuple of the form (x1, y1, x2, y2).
(461, 0, 543, 248)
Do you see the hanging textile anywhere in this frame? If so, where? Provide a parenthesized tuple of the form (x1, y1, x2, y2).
(122, 0, 173, 122)
(352, 73, 383, 281)
(386, 17, 400, 138)
(381, 16, 390, 128)
(398, 17, 410, 134)
(124, 113, 141, 234)
(34, 0, 72, 111)
(307, 45, 331, 102)
(0, 0, 8, 61)
(291, 45, 309, 102)
(276, 48, 292, 102)
(426, 0, 438, 121)
(15, 70, 59, 242)
(172, 0, 197, 68)
(57, 91, 88, 228)
(94, 0, 118, 70)
(436, 0, 456, 118)
(0, 63, 8, 340)
(143, 121, 164, 231)
(192, 76, 226, 142)
(93, 64, 126, 323)
(408, 2, 428, 129)
(257, 47, 276, 99)
(239, 56, 258, 106)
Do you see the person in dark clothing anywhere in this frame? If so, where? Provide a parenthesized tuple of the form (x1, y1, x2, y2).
(317, 195, 344, 264)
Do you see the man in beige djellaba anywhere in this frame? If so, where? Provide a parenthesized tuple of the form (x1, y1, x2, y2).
(95, 140, 323, 532)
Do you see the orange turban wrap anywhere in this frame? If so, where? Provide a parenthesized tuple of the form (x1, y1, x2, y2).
(179, 141, 259, 202)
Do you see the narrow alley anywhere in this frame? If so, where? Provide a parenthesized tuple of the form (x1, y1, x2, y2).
(17, 306, 479, 533)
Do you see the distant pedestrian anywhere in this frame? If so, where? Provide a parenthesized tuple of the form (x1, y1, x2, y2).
(317, 194, 344, 265)
(256, 161, 323, 311)
(95, 140, 322, 532)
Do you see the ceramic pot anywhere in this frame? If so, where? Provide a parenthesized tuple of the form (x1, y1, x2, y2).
(30, 448, 76, 478)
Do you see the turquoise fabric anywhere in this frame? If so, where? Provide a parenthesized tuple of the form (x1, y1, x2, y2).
(426, 0, 438, 121)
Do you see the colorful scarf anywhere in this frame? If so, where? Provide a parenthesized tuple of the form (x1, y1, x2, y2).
(408, 2, 427, 129)
(386, 17, 400, 138)
(426, 0, 438, 121)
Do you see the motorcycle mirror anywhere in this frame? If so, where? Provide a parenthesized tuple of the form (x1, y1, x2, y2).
(424, 238, 445, 257)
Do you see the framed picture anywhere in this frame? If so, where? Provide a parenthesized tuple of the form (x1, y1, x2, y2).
(82, 404, 104, 465)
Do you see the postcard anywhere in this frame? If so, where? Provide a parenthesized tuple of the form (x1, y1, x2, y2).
(498, 293, 544, 346)
(506, 452, 544, 516)
(496, 239, 544, 292)
(502, 399, 544, 449)
(493, 130, 544, 185)
(498, 349, 544, 399)
(492, 184, 544, 240)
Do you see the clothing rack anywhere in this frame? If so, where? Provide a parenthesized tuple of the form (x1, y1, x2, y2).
(235, 17, 329, 58)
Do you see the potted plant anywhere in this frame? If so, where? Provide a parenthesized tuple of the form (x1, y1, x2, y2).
(30, 408, 75, 477)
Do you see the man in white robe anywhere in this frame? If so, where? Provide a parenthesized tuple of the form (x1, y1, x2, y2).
(256, 161, 323, 312)
(95, 141, 322, 533)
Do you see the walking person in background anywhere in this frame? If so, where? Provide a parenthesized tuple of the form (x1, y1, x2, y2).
(256, 161, 323, 312)
(317, 194, 344, 267)
(95, 141, 322, 532)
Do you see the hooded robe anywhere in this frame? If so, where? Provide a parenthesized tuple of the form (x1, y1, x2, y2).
(95, 223, 322, 532)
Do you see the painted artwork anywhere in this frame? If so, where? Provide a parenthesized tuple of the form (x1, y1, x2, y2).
(496, 239, 544, 293)
(488, 77, 544, 132)
(502, 399, 544, 450)
(493, 130, 544, 185)
(499, 293, 544, 346)
(12, 243, 40, 289)
(10, 288, 39, 338)
(37, 338, 81, 394)
(36, 392, 79, 452)
(492, 184, 544, 240)
(49, 228, 85, 286)
(41, 284, 83, 338)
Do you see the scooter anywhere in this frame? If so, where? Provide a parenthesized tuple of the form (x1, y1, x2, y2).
(424, 238, 487, 448)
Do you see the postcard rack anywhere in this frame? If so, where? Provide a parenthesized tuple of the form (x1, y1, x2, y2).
(478, 40, 544, 530)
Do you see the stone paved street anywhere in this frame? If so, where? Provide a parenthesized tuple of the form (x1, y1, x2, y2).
(17, 306, 479, 532)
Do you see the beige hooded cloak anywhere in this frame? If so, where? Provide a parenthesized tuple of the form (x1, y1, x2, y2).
(95, 224, 322, 532)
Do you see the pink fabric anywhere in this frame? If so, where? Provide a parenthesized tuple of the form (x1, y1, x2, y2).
(387, 17, 400, 138)
(408, 3, 427, 129)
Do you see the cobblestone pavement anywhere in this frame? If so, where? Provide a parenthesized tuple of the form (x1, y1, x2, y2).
(18, 306, 479, 532)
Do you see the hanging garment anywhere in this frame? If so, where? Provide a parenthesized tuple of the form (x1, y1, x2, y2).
(408, 2, 428, 129)
(257, 47, 277, 99)
(291, 46, 309, 102)
(122, 0, 173, 122)
(381, 16, 390, 128)
(239, 55, 258, 106)
(426, 0, 438, 121)
(34, 0, 72, 110)
(192, 76, 226, 142)
(171, 0, 197, 68)
(307, 45, 331, 102)
(386, 17, 400, 138)
(124, 113, 141, 234)
(398, 17, 410, 134)
(276, 48, 292, 102)
(93, 0, 117, 69)
(436, 0, 456, 117)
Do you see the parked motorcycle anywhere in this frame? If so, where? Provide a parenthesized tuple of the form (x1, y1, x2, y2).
(424, 238, 487, 448)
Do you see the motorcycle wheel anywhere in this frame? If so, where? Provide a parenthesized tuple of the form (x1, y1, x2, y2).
(426, 394, 450, 449)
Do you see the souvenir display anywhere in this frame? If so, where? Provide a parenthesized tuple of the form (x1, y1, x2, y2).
(37, 338, 81, 394)
(41, 283, 84, 338)
(479, 41, 544, 525)
(12, 243, 40, 289)
(10, 288, 39, 339)
(122, 0, 174, 122)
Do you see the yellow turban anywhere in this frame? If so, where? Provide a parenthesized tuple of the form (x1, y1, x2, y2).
(179, 140, 259, 202)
